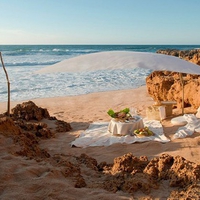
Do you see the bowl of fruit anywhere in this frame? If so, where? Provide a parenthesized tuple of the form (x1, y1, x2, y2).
(133, 127, 154, 137)
(107, 108, 135, 122)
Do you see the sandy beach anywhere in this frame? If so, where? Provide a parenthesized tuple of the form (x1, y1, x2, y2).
(1, 0, 200, 198)
(0, 86, 200, 199)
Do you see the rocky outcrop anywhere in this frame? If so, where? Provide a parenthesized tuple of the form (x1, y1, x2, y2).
(0, 116, 21, 136)
(157, 49, 200, 65)
(47, 152, 200, 196)
(101, 153, 200, 196)
(1, 113, 200, 197)
(0, 115, 50, 159)
(146, 49, 200, 109)
(11, 101, 72, 133)
(0, 101, 72, 159)
(11, 101, 50, 121)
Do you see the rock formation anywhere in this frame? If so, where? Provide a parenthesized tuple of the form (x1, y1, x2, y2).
(1, 102, 200, 198)
(157, 49, 200, 65)
(11, 101, 72, 133)
(146, 49, 200, 109)
(0, 101, 72, 159)
(101, 153, 200, 196)
(11, 100, 50, 121)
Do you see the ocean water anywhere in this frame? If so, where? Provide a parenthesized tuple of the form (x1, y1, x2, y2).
(0, 45, 200, 102)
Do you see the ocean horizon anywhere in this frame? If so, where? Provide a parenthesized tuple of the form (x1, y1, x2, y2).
(0, 44, 200, 102)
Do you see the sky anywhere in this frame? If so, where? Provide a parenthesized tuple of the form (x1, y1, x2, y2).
(0, 0, 200, 45)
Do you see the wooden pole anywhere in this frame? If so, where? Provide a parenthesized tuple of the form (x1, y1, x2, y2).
(0, 52, 10, 116)
(179, 73, 184, 115)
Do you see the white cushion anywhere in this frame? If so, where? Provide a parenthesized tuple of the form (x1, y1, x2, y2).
(171, 116, 187, 126)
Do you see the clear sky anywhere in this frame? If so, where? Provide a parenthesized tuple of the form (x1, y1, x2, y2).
(0, 0, 199, 45)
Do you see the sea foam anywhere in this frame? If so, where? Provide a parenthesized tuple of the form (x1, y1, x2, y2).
(1, 44, 200, 102)
(0, 65, 151, 102)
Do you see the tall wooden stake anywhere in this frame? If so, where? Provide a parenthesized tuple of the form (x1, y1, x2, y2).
(0, 52, 10, 116)
(179, 73, 184, 115)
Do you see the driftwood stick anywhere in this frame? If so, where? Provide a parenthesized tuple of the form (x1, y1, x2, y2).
(179, 73, 184, 115)
(0, 52, 10, 116)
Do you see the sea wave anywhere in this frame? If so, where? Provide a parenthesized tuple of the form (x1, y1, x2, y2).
(5, 60, 59, 67)
(0, 66, 150, 102)
(2, 48, 99, 57)
(1, 44, 200, 102)
(3, 50, 32, 56)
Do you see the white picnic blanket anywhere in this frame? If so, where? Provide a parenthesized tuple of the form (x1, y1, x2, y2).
(71, 119, 170, 148)
(172, 114, 200, 139)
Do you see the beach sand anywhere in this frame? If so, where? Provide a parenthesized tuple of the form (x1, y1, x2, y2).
(0, 86, 200, 199)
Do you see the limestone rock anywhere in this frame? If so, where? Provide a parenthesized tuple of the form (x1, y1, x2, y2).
(11, 101, 50, 121)
(0, 101, 72, 159)
(102, 153, 200, 195)
(0, 116, 21, 136)
(146, 49, 200, 109)
(157, 49, 200, 65)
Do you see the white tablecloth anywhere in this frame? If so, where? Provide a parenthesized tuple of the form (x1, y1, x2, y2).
(71, 119, 170, 148)
(108, 117, 144, 136)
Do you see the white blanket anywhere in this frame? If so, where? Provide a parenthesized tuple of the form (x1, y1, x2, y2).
(71, 119, 170, 148)
(172, 114, 200, 139)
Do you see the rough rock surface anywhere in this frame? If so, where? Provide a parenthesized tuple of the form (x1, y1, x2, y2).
(146, 49, 200, 109)
(1, 102, 200, 198)
(0, 101, 72, 159)
(1, 116, 200, 198)
(0, 116, 21, 136)
(11, 100, 50, 121)
(11, 101, 72, 133)
(101, 153, 200, 196)
(0, 116, 50, 159)
(157, 49, 200, 65)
